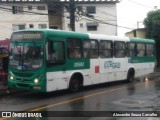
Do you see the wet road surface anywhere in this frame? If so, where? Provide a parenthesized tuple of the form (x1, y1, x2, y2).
(1, 76, 160, 120)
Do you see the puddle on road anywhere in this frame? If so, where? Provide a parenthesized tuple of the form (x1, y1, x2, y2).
(112, 94, 158, 110)
(113, 98, 146, 107)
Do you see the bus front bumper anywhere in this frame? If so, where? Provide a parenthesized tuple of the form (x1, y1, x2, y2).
(8, 81, 45, 92)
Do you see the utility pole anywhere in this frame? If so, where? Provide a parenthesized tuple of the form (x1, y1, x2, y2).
(69, 0, 75, 31)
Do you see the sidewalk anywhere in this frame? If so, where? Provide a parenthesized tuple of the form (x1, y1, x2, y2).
(155, 67, 160, 72)
(0, 80, 22, 96)
(0, 69, 160, 96)
(0, 83, 9, 95)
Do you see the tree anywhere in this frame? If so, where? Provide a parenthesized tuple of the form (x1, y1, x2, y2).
(144, 10, 160, 67)
(144, 10, 160, 40)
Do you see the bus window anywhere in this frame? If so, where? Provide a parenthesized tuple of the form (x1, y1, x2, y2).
(47, 41, 65, 66)
(90, 40, 98, 58)
(127, 42, 136, 57)
(114, 41, 126, 58)
(83, 39, 98, 58)
(68, 38, 82, 59)
(83, 40, 90, 58)
(146, 44, 154, 57)
(99, 40, 112, 58)
(137, 43, 145, 57)
(69, 49, 80, 58)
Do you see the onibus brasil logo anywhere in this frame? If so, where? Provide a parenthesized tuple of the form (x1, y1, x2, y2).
(104, 61, 120, 69)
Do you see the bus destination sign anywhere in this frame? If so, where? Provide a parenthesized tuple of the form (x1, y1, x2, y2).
(11, 32, 44, 41)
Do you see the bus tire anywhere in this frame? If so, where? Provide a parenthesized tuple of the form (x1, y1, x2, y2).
(127, 69, 135, 82)
(69, 76, 80, 92)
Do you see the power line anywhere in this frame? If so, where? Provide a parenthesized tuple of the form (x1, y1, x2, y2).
(127, 0, 153, 9)
(0, 8, 48, 30)
(0, 6, 48, 15)
(0, 5, 134, 30)
(1, 3, 136, 23)
(83, 16, 134, 30)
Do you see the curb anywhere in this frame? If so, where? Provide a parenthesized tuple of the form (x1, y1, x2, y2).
(0, 88, 21, 96)
(0, 87, 10, 96)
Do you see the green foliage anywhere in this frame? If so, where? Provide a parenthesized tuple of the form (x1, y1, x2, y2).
(144, 10, 160, 67)
(144, 10, 160, 40)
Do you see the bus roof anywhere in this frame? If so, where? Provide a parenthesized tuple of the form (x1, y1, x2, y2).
(12, 29, 155, 44)
(130, 38, 155, 43)
(13, 29, 130, 41)
(13, 29, 89, 39)
(88, 33, 129, 41)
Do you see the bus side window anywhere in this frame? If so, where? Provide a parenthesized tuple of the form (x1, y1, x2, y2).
(68, 38, 82, 59)
(47, 41, 55, 61)
(69, 49, 80, 59)
(127, 42, 136, 57)
(90, 40, 98, 58)
(47, 40, 65, 66)
(137, 43, 145, 57)
(83, 39, 98, 58)
(83, 40, 90, 58)
(146, 44, 154, 57)
(99, 40, 113, 58)
(114, 41, 126, 58)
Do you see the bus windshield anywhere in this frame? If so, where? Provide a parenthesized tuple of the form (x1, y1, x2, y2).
(9, 42, 44, 70)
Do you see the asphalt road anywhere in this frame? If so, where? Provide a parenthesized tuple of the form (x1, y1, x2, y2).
(1, 75, 160, 120)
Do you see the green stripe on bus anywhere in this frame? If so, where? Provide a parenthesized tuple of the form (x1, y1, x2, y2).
(130, 57, 156, 63)
(130, 38, 155, 43)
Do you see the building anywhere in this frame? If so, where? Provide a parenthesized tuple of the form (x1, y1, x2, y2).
(125, 28, 146, 38)
(0, 2, 49, 40)
(63, 2, 118, 35)
(0, 0, 120, 40)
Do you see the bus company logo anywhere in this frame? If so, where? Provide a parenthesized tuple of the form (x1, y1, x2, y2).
(104, 61, 120, 69)
(74, 62, 84, 68)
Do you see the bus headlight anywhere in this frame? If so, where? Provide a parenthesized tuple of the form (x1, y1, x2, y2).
(10, 76, 14, 80)
(34, 78, 39, 83)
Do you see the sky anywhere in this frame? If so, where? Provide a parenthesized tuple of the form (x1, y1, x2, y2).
(117, 0, 160, 36)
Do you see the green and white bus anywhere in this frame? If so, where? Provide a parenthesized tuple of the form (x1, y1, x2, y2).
(8, 29, 156, 92)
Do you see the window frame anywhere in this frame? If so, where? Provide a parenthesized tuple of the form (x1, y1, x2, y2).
(38, 24, 47, 29)
(28, 6, 32, 10)
(29, 24, 34, 28)
(87, 26, 97, 31)
(86, 6, 96, 14)
(12, 6, 23, 14)
(12, 24, 26, 31)
(37, 6, 46, 10)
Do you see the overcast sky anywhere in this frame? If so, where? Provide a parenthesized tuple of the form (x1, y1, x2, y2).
(117, 0, 160, 36)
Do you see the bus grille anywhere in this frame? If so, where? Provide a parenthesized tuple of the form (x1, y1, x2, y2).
(12, 72, 33, 78)
(16, 78, 31, 82)
(17, 83, 30, 88)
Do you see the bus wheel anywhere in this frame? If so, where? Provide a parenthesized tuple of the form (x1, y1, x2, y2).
(127, 70, 135, 82)
(69, 77, 80, 92)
